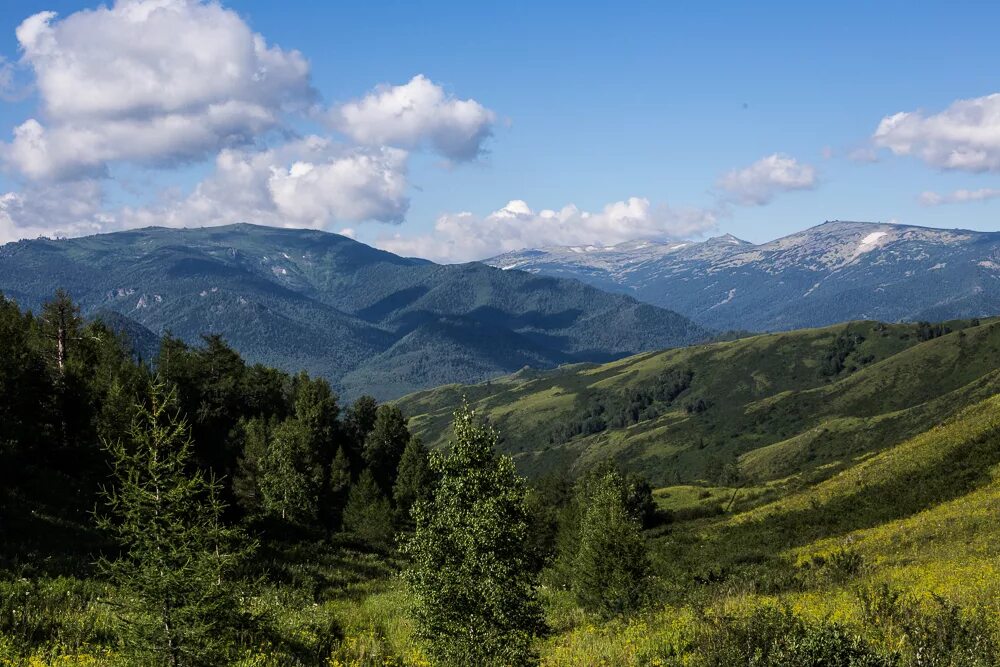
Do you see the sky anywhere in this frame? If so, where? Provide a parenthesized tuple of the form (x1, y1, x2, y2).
(0, 0, 998, 262)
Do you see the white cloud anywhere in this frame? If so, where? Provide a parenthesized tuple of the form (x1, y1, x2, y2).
(918, 187, 1000, 206)
(3, 0, 311, 180)
(716, 153, 817, 205)
(120, 137, 409, 229)
(329, 74, 496, 161)
(1, 138, 410, 242)
(873, 93, 1000, 172)
(0, 179, 110, 243)
(376, 197, 718, 263)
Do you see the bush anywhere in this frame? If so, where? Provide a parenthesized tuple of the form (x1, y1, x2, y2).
(695, 602, 892, 667)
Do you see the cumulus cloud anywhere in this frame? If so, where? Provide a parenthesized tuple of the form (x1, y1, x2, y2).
(873, 93, 1000, 172)
(716, 153, 817, 205)
(3, 0, 311, 180)
(329, 74, 496, 161)
(0, 137, 409, 242)
(0, 179, 110, 243)
(376, 197, 718, 263)
(120, 137, 409, 229)
(918, 187, 1000, 206)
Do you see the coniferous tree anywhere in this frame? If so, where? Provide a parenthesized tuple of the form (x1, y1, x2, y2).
(392, 436, 434, 526)
(97, 380, 254, 666)
(343, 395, 379, 471)
(342, 468, 394, 548)
(39, 288, 82, 376)
(363, 404, 411, 494)
(327, 445, 352, 530)
(292, 372, 339, 455)
(404, 404, 544, 666)
(572, 470, 650, 618)
(233, 416, 271, 516)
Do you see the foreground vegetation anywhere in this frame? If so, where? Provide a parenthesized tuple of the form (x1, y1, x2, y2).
(2, 291, 999, 665)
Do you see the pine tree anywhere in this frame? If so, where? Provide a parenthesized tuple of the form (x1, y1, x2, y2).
(392, 436, 434, 526)
(404, 403, 544, 666)
(572, 470, 650, 618)
(342, 468, 394, 548)
(363, 404, 411, 494)
(97, 380, 254, 666)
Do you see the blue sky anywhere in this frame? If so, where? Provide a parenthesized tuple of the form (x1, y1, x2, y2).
(0, 0, 998, 260)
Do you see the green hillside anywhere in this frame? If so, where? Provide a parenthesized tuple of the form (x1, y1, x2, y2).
(5, 299, 1000, 665)
(399, 318, 1000, 486)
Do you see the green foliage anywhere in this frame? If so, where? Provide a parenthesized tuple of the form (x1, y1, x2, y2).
(548, 368, 694, 444)
(363, 404, 411, 495)
(392, 437, 434, 526)
(343, 469, 395, 549)
(327, 445, 352, 530)
(404, 403, 544, 666)
(259, 417, 326, 523)
(400, 318, 1000, 485)
(96, 380, 256, 666)
(694, 603, 892, 666)
(344, 395, 379, 471)
(571, 471, 650, 618)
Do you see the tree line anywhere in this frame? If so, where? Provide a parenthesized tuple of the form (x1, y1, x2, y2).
(0, 290, 655, 666)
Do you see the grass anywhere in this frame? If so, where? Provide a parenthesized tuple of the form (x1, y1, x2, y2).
(7, 318, 1000, 665)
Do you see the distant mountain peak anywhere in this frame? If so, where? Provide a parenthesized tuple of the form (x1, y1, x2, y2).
(485, 220, 1000, 332)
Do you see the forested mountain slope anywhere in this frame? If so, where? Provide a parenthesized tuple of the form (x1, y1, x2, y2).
(398, 317, 1000, 485)
(0, 224, 707, 399)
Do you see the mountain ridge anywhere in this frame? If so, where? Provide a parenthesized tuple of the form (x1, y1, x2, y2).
(0, 223, 708, 400)
(488, 220, 1000, 331)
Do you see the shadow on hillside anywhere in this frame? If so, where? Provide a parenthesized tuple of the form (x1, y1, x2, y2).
(710, 423, 1000, 568)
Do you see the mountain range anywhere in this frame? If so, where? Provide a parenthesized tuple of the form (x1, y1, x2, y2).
(0, 224, 706, 400)
(488, 220, 1000, 331)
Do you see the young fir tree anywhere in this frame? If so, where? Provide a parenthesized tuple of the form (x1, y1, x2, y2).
(342, 468, 394, 547)
(392, 436, 434, 527)
(572, 470, 650, 618)
(403, 403, 544, 666)
(97, 380, 254, 667)
(363, 404, 411, 494)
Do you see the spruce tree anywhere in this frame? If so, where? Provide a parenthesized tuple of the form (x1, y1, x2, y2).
(362, 404, 411, 494)
(404, 403, 544, 666)
(327, 445, 352, 530)
(342, 468, 394, 548)
(97, 380, 254, 666)
(572, 470, 650, 618)
(233, 416, 270, 516)
(392, 436, 434, 526)
(343, 395, 379, 470)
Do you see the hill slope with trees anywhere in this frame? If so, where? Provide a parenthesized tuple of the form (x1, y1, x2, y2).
(2, 290, 999, 665)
